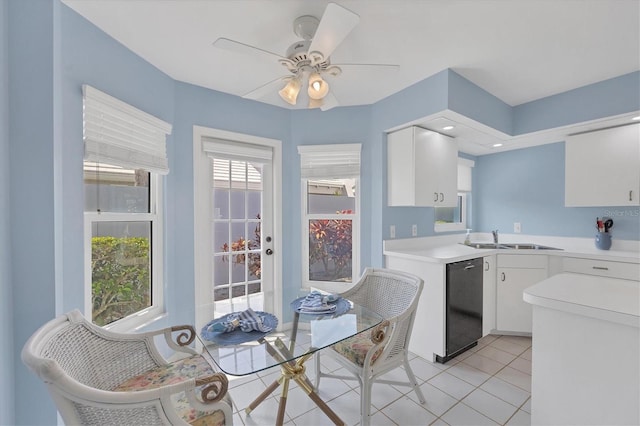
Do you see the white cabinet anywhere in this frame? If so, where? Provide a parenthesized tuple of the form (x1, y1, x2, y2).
(387, 126, 458, 207)
(565, 124, 640, 206)
(482, 255, 496, 336)
(562, 257, 640, 281)
(385, 254, 447, 362)
(496, 254, 547, 334)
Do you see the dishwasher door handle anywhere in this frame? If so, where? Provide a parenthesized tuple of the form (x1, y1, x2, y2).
(464, 265, 476, 270)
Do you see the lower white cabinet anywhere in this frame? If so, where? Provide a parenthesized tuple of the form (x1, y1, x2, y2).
(562, 257, 640, 281)
(482, 255, 496, 336)
(496, 254, 548, 334)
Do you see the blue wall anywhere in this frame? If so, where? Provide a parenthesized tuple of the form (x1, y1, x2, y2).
(0, 0, 14, 424)
(5, 1, 640, 423)
(474, 142, 640, 240)
(9, 0, 59, 423)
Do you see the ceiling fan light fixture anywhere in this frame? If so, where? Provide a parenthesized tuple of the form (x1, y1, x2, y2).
(308, 72, 329, 100)
(308, 97, 324, 109)
(279, 77, 301, 105)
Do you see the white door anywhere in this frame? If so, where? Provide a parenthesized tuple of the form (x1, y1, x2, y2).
(194, 127, 282, 330)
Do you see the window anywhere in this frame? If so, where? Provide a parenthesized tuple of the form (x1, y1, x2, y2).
(434, 193, 467, 231)
(435, 158, 474, 232)
(84, 163, 162, 328)
(298, 144, 360, 288)
(82, 85, 171, 330)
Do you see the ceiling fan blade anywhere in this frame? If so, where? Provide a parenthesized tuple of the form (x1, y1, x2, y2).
(320, 92, 340, 111)
(242, 76, 288, 100)
(213, 37, 285, 62)
(332, 63, 400, 72)
(307, 3, 360, 64)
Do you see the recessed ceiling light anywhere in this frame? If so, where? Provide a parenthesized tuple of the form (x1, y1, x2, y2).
(442, 125, 455, 130)
(632, 116, 640, 121)
(492, 143, 503, 148)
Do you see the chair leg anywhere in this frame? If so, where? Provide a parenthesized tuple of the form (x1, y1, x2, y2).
(314, 351, 321, 388)
(360, 375, 373, 426)
(403, 355, 426, 404)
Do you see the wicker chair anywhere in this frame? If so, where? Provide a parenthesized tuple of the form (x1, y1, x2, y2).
(22, 309, 233, 426)
(314, 268, 426, 426)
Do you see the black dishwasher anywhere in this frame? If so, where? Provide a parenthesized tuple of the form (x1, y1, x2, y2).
(437, 257, 483, 363)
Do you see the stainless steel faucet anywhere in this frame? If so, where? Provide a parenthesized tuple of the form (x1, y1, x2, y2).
(492, 229, 499, 243)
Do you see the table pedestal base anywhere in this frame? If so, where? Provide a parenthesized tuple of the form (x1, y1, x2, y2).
(245, 337, 345, 426)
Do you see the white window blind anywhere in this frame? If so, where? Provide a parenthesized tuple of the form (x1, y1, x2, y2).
(202, 138, 273, 162)
(298, 143, 361, 178)
(458, 158, 475, 192)
(83, 85, 172, 175)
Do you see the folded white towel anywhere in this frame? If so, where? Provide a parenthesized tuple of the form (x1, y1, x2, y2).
(298, 291, 339, 313)
(208, 308, 273, 333)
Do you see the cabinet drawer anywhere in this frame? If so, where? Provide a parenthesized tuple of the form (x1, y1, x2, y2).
(497, 254, 548, 269)
(563, 257, 640, 281)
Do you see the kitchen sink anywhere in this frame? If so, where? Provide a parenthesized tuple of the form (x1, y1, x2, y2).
(465, 243, 506, 249)
(463, 242, 561, 250)
(499, 243, 562, 250)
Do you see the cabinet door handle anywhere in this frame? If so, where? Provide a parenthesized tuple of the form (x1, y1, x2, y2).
(630, 190, 633, 202)
(500, 272, 506, 281)
(439, 192, 444, 202)
(484, 261, 490, 271)
(434, 192, 439, 202)
(592, 266, 609, 271)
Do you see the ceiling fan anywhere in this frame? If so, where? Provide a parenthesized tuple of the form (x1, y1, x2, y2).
(213, 2, 399, 110)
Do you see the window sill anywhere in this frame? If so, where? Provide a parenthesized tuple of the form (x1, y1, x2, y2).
(434, 222, 466, 233)
(103, 307, 167, 333)
(307, 281, 355, 295)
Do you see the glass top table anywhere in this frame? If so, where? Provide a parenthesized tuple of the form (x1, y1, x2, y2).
(195, 298, 384, 425)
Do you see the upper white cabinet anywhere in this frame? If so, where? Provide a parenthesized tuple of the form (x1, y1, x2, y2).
(565, 124, 640, 206)
(387, 126, 458, 207)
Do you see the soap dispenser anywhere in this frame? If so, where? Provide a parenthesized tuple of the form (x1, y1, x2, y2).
(464, 229, 472, 245)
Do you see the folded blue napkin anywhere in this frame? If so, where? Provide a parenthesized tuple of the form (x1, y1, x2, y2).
(207, 308, 273, 333)
(299, 291, 340, 313)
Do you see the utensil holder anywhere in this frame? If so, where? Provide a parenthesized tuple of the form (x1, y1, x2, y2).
(595, 232, 612, 250)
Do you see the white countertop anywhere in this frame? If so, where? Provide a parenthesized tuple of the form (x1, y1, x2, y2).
(523, 272, 640, 327)
(383, 234, 640, 264)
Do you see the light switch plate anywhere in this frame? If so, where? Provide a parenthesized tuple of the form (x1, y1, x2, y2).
(390, 225, 396, 239)
(514, 222, 522, 233)
(412, 224, 418, 236)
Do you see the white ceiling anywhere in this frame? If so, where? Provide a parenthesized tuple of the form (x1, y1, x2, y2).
(62, 0, 640, 154)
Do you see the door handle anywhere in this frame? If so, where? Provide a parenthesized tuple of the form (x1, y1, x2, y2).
(434, 192, 438, 202)
(484, 261, 490, 272)
(439, 192, 444, 202)
(265, 248, 273, 255)
(500, 272, 506, 281)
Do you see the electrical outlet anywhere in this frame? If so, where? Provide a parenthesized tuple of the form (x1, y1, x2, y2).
(390, 225, 396, 239)
(412, 224, 418, 236)
(514, 222, 522, 233)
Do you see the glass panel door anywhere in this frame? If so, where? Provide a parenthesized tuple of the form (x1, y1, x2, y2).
(210, 157, 273, 315)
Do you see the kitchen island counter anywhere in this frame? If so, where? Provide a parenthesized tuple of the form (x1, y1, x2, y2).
(524, 272, 639, 425)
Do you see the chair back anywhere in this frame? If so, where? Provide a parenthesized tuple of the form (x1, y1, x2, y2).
(341, 268, 424, 363)
(23, 310, 162, 391)
(22, 311, 169, 425)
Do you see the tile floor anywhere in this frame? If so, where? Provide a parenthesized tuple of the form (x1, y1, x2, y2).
(225, 333, 533, 425)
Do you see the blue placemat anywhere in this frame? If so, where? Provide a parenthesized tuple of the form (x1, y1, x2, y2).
(200, 311, 278, 345)
(290, 296, 351, 316)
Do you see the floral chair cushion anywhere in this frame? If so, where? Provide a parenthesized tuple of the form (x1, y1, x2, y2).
(332, 332, 383, 367)
(114, 355, 229, 426)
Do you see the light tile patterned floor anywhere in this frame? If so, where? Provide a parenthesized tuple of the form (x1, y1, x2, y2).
(226, 334, 532, 426)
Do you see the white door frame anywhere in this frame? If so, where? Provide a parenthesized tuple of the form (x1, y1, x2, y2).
(193, 125, 282, 330)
